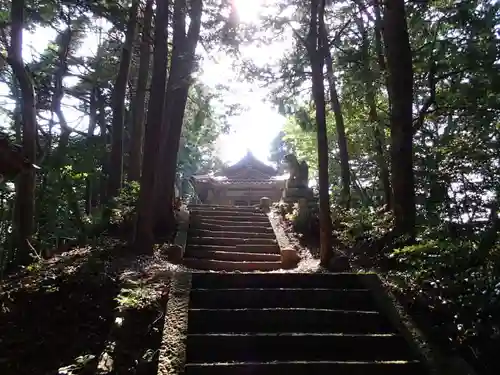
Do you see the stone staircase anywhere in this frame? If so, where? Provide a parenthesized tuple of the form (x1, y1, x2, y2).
(181, 272, 430, 375)
(184, 204, 282, 271)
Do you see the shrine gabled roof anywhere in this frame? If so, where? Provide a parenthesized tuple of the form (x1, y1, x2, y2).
(191, 174, 288, 185)
(216, 150, 277, 177)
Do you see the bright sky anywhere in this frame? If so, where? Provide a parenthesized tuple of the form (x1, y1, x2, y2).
(0, 0, 290, 167)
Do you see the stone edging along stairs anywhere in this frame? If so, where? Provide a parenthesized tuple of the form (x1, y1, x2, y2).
(183, 205, 284, 271)
(158, 272, 432, 375)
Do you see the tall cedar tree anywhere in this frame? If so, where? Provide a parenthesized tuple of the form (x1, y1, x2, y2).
(8, 0, 37, 263)
(128, 0, 154, 181)
(134, 0, 170, 251)
(382, 0, 416, 238)
(153, 0, 203, 234)
(307, 0, 333, 266)
(319, 9, 351, 208)
(107, 0, 139, 199)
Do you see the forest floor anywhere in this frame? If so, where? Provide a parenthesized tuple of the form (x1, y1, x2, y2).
(0, 239, 173, 375)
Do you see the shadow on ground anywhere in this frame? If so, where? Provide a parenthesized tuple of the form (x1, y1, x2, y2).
(0, 240, 172, 375)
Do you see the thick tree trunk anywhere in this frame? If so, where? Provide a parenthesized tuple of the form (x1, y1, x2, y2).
(107, 0, 139, 199)
(153, 0, 202, 234)
(9, 0, 37, 263)
(85, 88, 98, 214)
(96, 87, 109, 205)
(357, 15, 391, 208)
(319, 19, 350, 208)
(128, 0, 154, 182)
(134, 0, 170, 251)
(382, 0, 415, 238)
(307, 0, 333, 266)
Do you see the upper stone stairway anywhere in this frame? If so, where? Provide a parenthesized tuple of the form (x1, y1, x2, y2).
(184, 204, 282, 271)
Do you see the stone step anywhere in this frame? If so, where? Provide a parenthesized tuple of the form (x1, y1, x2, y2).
(183, 258, 282, 272)
(191, 210, 267, 218)
(190, 229, 276, 239)
(193, 215, 270, 223)
(195, 218, 272, 227)
(187, 308, 395, 334)
(186, 244, 279, 255)
(189, 205, 261, 213)
(190, 273, 367, 290)
(189, 288, 377, 311)
(189, 236, 277, 246)
(185, 360, 425, 375)
(185, 333, 416, 363)
(184, 250, 281, 262)
(194, 222, 274, 233)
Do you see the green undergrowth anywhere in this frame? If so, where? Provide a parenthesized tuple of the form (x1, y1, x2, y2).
(275, 203, 500, 375)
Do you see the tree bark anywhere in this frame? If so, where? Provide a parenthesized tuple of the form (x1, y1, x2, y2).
(356, 14, 391, 208)
(128, 0, 154, 182)
(96, 87, 109, 205)
(107, 0, 139, 199)
(85, 87, 98, 214)
(307, 0, 333, 266)
(134, 0, 170, 251)
(153, 0, 203, 234)
(382, 0, 416, 238)
(8, 0, 37, 263)
(319, 17, 351, 208)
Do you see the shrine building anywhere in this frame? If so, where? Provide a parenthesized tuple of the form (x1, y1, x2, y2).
(191, 151, 286, 206)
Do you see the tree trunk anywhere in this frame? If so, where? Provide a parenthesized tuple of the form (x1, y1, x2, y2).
(382, 0, 415, 238)
(319, 19, 350, 208)
(153, 0, 203, 235)
(307, 0, 333, 266)
(357, 14, 391, 208)
(96, 87, 109, 205)
(85, 87, 98, 214)
(107, 0, 139, 199)
(8, 0, 37, 264)
(134, 0, 170, 252)
(128, 0, 154, 182)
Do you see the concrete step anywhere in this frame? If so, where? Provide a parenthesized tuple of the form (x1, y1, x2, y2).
(186, 244, 280, 255)
(183, 250, 281, 262)
(189, 236, 277, 246)
(191, 212, 269, 223)
(185, 360, 426, 375)
(183, 258, 282, 272)
(189, 205, 261, 213)
(182, 273, 428, 375)
(185, 333, 416, 363)
(194, 222, 274, 233)
(190, 273, 367, 290)
(191, 210, 268, 218)
(187, 308, 395, 334)
(190, 229, 276, 239)
(193, 216, 270, 224)
(189, 288, 378, 311)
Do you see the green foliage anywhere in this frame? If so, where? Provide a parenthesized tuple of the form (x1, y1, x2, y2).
(332, 207, 394, 245)
(115, 281, 155, 311)
(109, 181, 140, 226)
(390, 237, 500, 349)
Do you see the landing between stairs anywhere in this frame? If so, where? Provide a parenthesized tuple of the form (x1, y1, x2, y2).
(158, 272, 432, 375)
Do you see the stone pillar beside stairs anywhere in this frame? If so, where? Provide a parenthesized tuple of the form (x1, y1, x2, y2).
(282, 180, 318, 229)
(164, 206, 190, 264)
(278, 181, 317, 269)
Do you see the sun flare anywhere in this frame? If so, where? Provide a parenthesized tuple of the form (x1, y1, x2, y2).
(232, 0, 264, 24)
